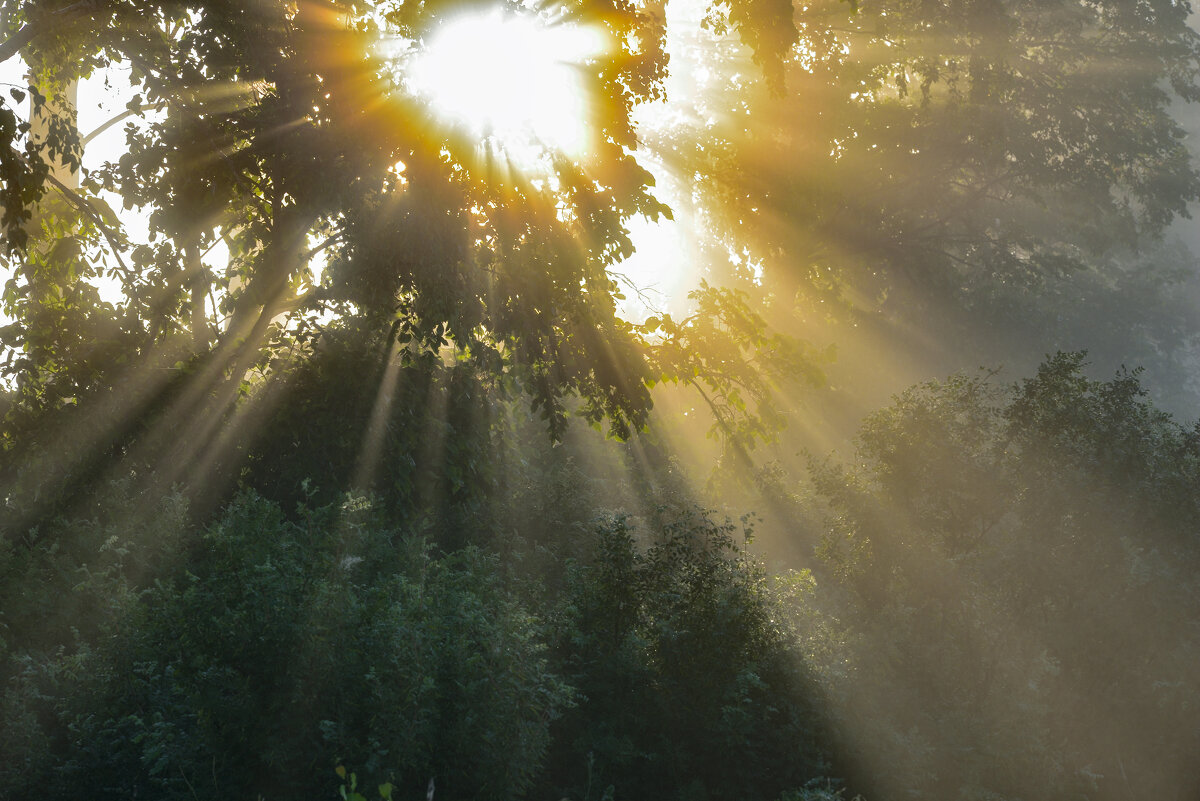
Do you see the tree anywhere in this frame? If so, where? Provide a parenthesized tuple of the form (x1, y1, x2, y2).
(667, 0, 1200, 294)
(0, 0, 825, 528)
(0, 489, 572, 800)
(798, 354, 1200, 800)
(536, 511, 838, 801)
(642, 0, 1200, 421)
(4, 0, 1199, 522)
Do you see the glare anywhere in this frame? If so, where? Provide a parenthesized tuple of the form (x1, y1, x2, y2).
(618, 213, 693, 321)
(406, 10, 608, 160)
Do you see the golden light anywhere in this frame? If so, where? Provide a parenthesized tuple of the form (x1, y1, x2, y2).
(618, 212, 694, 320)
(405, 9, 608, 162)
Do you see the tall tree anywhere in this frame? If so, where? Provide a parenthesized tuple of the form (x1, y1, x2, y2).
(0, 0, 828, 527)
(3, 0, 1198, 523)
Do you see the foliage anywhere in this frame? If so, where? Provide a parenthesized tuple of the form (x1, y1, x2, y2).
(652, 0, 1200, 413)
(0, 0, 824, 467)
(0, 0, 851, 535)
(334, 766, 396, 801)
(644, 281, 832, 454)
(2, 0, 1198, 523)
(799, 353, 1200, 800)
(0, 490, 570, 800)
(680, 0, 1200, 294)
(536, 511, 837, 801)
(237, 320, 509, 546)
(2, 0, 1200, 798)
(0, 467, 857, 801)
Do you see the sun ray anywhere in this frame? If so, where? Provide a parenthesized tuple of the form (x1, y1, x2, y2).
(350, 337, 405, 493)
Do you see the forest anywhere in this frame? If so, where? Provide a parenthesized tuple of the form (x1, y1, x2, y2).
(2, 0, 1200, 799)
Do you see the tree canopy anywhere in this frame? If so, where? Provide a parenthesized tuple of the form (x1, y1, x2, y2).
(3, 0, 1199, 510)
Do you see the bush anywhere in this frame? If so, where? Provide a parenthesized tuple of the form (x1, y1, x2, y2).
(537, 510, 835, 801)
(1, 490, 569, 801)
(804, 354, 1200, 800)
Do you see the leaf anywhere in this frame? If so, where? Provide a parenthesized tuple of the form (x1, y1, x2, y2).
(87, 195, 121, 228)
(9, 88, 25, 103)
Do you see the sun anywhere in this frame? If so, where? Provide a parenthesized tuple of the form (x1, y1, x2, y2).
(392, 4, 704, 320)
(405, 9, 608, 162)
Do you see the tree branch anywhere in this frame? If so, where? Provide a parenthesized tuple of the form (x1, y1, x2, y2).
(81, 100, 165, 147)
(48, 168, 134, 280)
(301, 230, 344, 262)
(0, 20, 38, 65)
(0, 0, 109, 65)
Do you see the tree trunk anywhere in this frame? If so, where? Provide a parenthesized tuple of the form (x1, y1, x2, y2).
(28, 75, 79, 190)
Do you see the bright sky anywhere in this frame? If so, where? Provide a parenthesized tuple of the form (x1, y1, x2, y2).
(406, 10, 605, 159)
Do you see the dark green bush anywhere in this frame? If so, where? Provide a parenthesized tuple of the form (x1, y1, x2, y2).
(537, 511, 834, 801)
(1, 490, 569, 801)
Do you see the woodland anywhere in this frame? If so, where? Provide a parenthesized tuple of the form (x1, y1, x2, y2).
(2, 0, 1200, 799)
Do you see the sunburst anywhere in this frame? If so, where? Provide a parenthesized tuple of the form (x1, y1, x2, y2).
(404, 9, 608, 166)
